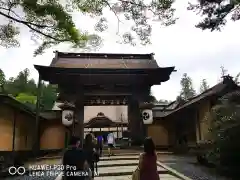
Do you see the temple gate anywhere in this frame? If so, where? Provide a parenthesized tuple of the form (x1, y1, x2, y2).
(34, 51, 174, 150)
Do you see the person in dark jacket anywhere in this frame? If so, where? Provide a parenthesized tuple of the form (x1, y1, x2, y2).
(83, 133, 98, 179)
(62, 136, 91, 180)
(96, 135, 103, 156)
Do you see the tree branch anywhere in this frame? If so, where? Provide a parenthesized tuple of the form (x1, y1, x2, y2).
(0, 11, 68, 42)
(102, 0, 121, 34)
(0, 7, 54, 28)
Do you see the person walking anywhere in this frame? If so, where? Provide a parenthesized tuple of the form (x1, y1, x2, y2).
(107, 132, 115, 157)
(83, 133, 99, 179)
(96, 135, 103, 156)
(137, 137, 159, 180)
(62, 136, 92, 180)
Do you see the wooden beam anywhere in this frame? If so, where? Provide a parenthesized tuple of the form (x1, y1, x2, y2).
(12, 110, 16, 151)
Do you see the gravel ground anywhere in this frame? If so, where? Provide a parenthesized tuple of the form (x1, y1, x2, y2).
(158, 154, 231, 180)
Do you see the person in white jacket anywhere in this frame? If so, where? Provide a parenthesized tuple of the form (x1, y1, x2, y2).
(107, 132, 115, 157)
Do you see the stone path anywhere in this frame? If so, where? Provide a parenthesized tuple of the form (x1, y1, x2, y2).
(94, 155, 185, 180)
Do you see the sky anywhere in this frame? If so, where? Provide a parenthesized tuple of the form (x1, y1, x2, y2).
(1, 1, 240, 101)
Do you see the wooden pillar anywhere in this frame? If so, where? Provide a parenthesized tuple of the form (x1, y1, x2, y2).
(33, 74, 42, 153)
(75, 98, 84, 147)
(128, 97, 141, 145)
(12, 110, 16, 151)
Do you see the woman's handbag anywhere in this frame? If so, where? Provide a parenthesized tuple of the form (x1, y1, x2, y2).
(132, 167, 140, 180)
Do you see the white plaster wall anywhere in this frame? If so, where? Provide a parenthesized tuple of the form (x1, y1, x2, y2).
(52, 102, 128, 123)
(84, 106, 128, 123)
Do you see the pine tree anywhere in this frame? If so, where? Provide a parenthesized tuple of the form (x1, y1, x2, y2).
(220, 66, 227, 77)
(200, 79, 209, 93)
(0, 69, 6, 93)
(180, 73, 196, 101)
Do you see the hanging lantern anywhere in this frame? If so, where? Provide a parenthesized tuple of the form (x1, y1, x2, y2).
(142, 109, 153, 124)
(58, 102, 76, 126)
(62, 110, 74, 126)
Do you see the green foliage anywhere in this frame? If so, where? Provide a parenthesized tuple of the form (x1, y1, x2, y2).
(188, 0, 240, 31)
(41, 84, 58, 110)
(205, 90, 240, 173)
(200, 79, 209, 93)
(0, 68, 6, 93)
(0, 0, 177, 55)
(2, 68, 57, 110)
(179, 73, 196, 100)
(16, 93, 37, 104)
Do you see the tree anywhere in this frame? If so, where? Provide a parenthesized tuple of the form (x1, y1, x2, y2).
(234, 72, 240, 85)
(148, 90, 157, 103)
(0, 0, 177, 56)
(179, 73, 196, 100)
(204, 90, 240, 176)
(16, 92, 37, 104)
(200, 79, 209, 93)
(220, 66, 228, 77)
(2, 68, 57, 110)
(0, 68, 6, 93)
(188, 0, 240, 31)
(40, 84, 58, 110)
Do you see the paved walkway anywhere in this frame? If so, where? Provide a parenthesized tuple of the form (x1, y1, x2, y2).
(94, 155, 185, 180)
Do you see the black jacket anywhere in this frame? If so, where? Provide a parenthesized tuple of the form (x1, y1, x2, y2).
(62, 147, 87, 180)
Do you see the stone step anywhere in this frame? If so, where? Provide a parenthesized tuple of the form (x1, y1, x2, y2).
(95, 174, 182, 180)
(98, 159, 138, 166)
(100, 155, 139, 161)
(97, 165, 168, 177)
(98, 163, 137, 167)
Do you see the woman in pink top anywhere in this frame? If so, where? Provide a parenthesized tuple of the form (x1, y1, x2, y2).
(138, 137, 160, 180)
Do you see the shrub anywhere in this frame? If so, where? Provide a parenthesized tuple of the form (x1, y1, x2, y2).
(205, 90, 240, 177)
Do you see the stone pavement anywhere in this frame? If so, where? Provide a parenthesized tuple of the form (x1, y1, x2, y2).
(94, 155, 186, 180)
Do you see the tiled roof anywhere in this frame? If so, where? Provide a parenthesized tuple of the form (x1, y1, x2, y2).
(0, 94, 46, 120)
(50, 51, 159, 69)
(153, 77, 240, 118)
(161, 79, 240, 117)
